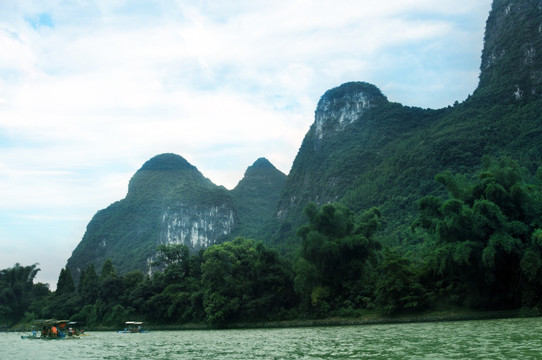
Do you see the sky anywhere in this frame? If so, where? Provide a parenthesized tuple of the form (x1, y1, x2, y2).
(0, 0, 492, 288)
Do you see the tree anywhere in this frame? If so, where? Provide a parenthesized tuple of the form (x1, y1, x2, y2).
(56, 267, 75, 296)
(201, 237, 295, 324)
(412, 157, 542, 309)
(294, 203, 382, 315)
(78, 264, 99, 305)
(99, 260, 122, 305)
(100, 259, 116, 279)
(375, 248, 427, 314)
(0, 263, 41, 323)
(41, 266, 80, 320)
(153, 244, 190, 284)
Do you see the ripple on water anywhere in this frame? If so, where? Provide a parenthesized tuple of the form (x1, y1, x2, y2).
(3, 317, 542, 360)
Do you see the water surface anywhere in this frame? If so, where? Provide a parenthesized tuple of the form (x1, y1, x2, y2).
(3, 317, 542, 359)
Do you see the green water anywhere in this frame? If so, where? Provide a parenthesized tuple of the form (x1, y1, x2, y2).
(4, 317, 542, 359)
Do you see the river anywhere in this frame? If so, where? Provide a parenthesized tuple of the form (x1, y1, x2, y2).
(3, 317, 542, 359)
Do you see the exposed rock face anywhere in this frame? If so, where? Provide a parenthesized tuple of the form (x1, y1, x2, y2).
(314, 82, 387, 142)
(159, 204, 235, 249)
(315, 92, 371, 139)
(146, 203, 235, 274)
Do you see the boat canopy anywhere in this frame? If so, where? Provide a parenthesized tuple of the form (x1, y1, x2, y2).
(33, 319, 70, 327)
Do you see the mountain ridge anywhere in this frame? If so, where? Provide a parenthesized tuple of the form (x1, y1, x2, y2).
(66, 154, 285, 280)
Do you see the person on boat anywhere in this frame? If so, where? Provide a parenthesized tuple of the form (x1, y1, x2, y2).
(51, 325, 58, 338)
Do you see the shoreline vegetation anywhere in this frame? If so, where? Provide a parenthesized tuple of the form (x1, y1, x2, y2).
(3, 159, 542, 332)
(7, 309, 526, 332)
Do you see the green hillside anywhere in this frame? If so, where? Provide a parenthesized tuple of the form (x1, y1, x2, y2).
(66, 154, 286, 281)
(66, 154, 227, 279)
(231, 158, 287, 239)
(268, 0, 542, 249)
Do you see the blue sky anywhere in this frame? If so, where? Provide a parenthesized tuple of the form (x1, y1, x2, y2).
(0, 0, 492, 288)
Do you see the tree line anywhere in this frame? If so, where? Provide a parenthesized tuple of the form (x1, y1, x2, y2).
(1, 156, 541, 327)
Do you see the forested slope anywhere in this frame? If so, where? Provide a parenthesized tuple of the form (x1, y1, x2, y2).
(267, 0, 542, 250)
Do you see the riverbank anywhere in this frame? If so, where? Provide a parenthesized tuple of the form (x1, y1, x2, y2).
(220, 309, 523, 329)
(162, 308, 523, 331)
(7, 308, 529, 332)
(98, 308, 526, 331)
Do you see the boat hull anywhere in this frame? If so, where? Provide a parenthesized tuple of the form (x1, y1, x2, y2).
(21, 335, 81, 340)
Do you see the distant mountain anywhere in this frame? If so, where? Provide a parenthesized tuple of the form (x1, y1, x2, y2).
(231, 158, 287, 239)
(66, 154, 285, 280)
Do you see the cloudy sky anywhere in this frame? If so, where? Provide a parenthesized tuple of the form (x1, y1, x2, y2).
(0, 0, 492, 288)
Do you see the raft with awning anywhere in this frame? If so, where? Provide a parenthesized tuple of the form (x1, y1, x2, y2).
(21, 319, 84, 340)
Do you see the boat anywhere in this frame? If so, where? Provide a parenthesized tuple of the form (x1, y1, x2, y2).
(117, 321, 148, 333)
(21, 319, 85, 340)
(67, 321, 88, 337)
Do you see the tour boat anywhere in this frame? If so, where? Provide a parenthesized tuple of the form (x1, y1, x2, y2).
(117, 321, 148, 333)
(21, 319, 85, 340)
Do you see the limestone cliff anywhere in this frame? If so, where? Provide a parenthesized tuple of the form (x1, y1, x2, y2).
(477, 0, 542, 100)
(314, 82, 388, 143)
(66, 153, 285, 279)
(159, 204, 234, 250)
(273, 81, 415, 229)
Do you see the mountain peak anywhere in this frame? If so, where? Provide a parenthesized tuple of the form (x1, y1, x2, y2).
(140, 153, 196, 172)
(476, 0, 542, 101)
(236, 158, 285, 187)
(249, 157, 275, 170)
(127, 153, 212, 201)
(231, 158, 287, 238)
(319, 82, 387, 105)
(314, 82, 388, 141)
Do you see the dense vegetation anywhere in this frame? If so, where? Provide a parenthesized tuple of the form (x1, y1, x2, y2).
(230, 158, 287, 239)
(269, 0, 542, 250)
(3, 0, 542, 329)
(270, 85, 542, 251)
(3, 157, 541, 328)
